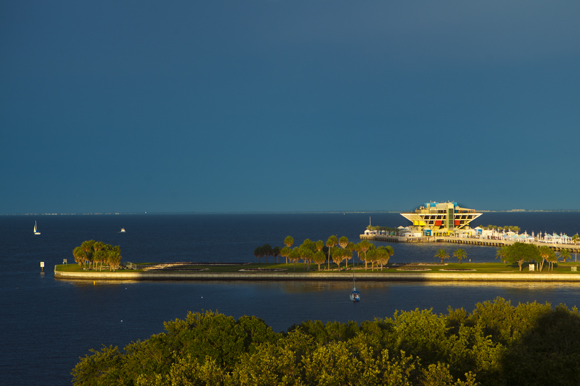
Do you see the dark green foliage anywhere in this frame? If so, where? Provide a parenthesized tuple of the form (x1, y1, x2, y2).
(504, 242, 541, 271)
(481, 225, 520, 232)
(288, 320, 360, 345)
(71, 345, 124, 386)
(72, 310, 280, 385)
(73, 240, 122, 271)
(72, 299, 580, 386)
(253, 246, 264, 263)
(501, 305, 580, 386)
(272, 246, 281, 263)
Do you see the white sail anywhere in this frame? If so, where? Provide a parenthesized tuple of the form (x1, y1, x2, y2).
(34, 221, 41, 235)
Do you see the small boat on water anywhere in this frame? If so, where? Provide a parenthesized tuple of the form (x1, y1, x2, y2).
(120, 228, 126, 233)
(34, 221, 41, 235)
(350, 266, 360, 302)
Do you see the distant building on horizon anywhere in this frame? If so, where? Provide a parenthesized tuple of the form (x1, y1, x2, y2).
(400, 202, 482, 236)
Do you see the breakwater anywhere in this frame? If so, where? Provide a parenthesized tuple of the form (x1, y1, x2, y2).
(54, 269, 580, 283)
(360, 234, 580, 252)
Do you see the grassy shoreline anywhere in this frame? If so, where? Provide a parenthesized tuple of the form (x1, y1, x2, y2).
(54, 262, 580, 282)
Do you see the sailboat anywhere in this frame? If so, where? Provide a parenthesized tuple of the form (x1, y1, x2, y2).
(350, 265, 360, 302)
(120, 228, 126, 233)
(34, 221, 41, 235)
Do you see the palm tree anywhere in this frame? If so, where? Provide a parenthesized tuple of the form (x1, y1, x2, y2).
(288, 247, 300, 271)
(385, 245, 394, 266)
(253, 246, 264, 264)
(547, 250, 558, 271)
(72, 247, 86, 270)
(496, 247, 509, 264)
(453, 249, 467, 264)
(434, 249, 449, 264)
(94, 250, 107, 271)
(345, 242, 356, 269)
(560, 249, 571, 263)
(376, 247, 389, 271)
(573, 234, 580, 244)
(280, 246, 291, 265)
(81, 240, 95, 269)
(359, 240, 371, 270)
(313, 251, 326, 271)
(315, 240, 324, 269)
(352, 243, 361, 264)
(299, 246, 313, 271)
(93, 241, 105, 270)
(326, 236, 337, 270)
(339, 236, 349, 250)
(262, 244, 273, 263)
(272, 246, 281, 264)
(538, 246, 554, 271)
(572, 234, 579, 262)
(332, 248, 346, 269)
(108, 246, 122, 271)
(315, 240, 324, 252)
(367, 249, 377, 271)
(283, 236, 294, 264)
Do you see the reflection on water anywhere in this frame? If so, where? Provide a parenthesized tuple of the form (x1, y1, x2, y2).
(386, 281, 580, 289)
(62, 277, 580, 292)
(62, 279, 142, 286)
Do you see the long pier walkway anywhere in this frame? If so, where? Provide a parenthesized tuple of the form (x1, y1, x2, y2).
(360, 234, 580, 252)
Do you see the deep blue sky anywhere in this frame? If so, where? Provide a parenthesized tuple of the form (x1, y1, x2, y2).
(1, 1, 579, 214)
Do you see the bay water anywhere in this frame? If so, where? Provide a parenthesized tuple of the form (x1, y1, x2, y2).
(2, 212, 580, 385)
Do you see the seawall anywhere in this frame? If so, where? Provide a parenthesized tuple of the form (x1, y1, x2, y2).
(54, 270, 580, 283)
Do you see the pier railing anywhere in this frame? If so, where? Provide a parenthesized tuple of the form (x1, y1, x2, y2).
(359, 234, 580, 252)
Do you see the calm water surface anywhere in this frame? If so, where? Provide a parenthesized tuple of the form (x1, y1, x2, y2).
(2, 212, 580, 385)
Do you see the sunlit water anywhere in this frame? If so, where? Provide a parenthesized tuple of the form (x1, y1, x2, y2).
(2, 212, 580, 385)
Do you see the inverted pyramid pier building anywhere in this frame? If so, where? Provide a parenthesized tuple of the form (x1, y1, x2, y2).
(400, 202, 482, 236)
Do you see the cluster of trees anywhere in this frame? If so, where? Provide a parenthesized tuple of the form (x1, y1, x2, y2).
(496, 243, 572, 271)
(268, 236, 394, 271)
(72, 297, 580, 385)
(479, 225, 521, 232)
(72, 240, 122, 271)
(434, 249, 467, 264)
(253, 244, 281, 264)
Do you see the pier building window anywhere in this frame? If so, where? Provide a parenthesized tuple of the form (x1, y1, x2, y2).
(448, 208, 455, 228)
